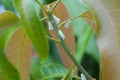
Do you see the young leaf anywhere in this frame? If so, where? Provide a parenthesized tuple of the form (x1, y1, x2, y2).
(0, 11, 20, 50)
(0, 28, 20, 80)
(82, 0, 120, 80)
(5, 28, 32, 80)
(0, 11, 21, 51)
(0, 11, 21, 80)
(13, 0, 49, 62)
(0, 11, 20, 33)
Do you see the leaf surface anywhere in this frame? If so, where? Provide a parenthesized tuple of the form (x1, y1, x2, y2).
(13, 0, 49, 62)
(0, 11, 20, 33)
(30, 57, 67, 80)
(5, 28, 32, 80)
(0, 28, 20, 80)
(82, 0, 120, 79)
(0, 11, 21, 80)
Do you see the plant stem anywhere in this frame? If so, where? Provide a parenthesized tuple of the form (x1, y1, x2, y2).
(46, 36, 61, 44)
(58, 15, 81, 28)
(40, 16, 48, 21)
(50, 0, 61, 12)
(47, 11, 95, 80)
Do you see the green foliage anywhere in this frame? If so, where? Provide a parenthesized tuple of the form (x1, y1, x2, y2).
(0, 0, 101, 80)
(13, 0, 49, 62)
(86, 34, 100, 63)
(0, 11, 20, 32)
(0, 52, 20, 80)
(30, 57, 67, 80)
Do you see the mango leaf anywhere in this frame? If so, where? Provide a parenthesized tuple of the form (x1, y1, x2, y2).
(61, 66, 74, 80)
(0, 11, 20, 33)
(13, 0, 49, 62)
(62, 0, 93, 62)
(0, 11, 20, 50)
(82, 0, 120, 80)
(30, 57, 67, 80)
(0, 28, 20, 80)
(5, 28, 32, 80)
(0, 11, 21, 80)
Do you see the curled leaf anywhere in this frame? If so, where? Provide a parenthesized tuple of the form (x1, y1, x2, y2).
(82, 0, 120, 80)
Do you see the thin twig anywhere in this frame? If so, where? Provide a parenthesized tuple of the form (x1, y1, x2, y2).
(40, 16, 48, 21)
(47, 11, 95, 80)
(58, 15, 81, 28)
(50, 0, 61, 12)
(46, 36, 61, 44)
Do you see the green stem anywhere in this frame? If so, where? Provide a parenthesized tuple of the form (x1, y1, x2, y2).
(58, 15, 81, 28)
(47, 11, 95, 80)
(46, 36, 61, 44)
(40, 16, 48, 21)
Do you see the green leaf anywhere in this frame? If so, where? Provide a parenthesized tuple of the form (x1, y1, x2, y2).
(0, 15, 32, 80)
(40, 64, 67, 80)
(0, 11, 20, 33)
(62, 0, 93, 62)
(0, 12, 20, 80)
(61, 66, 74, 80)
(0, 11, 24, 80)
(86, 34, 100, 63)
(75, 26, 93, 62)
(13, 0, 49, 62)
(0, 11, 20, 50)
(30, 57, 67, 80)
